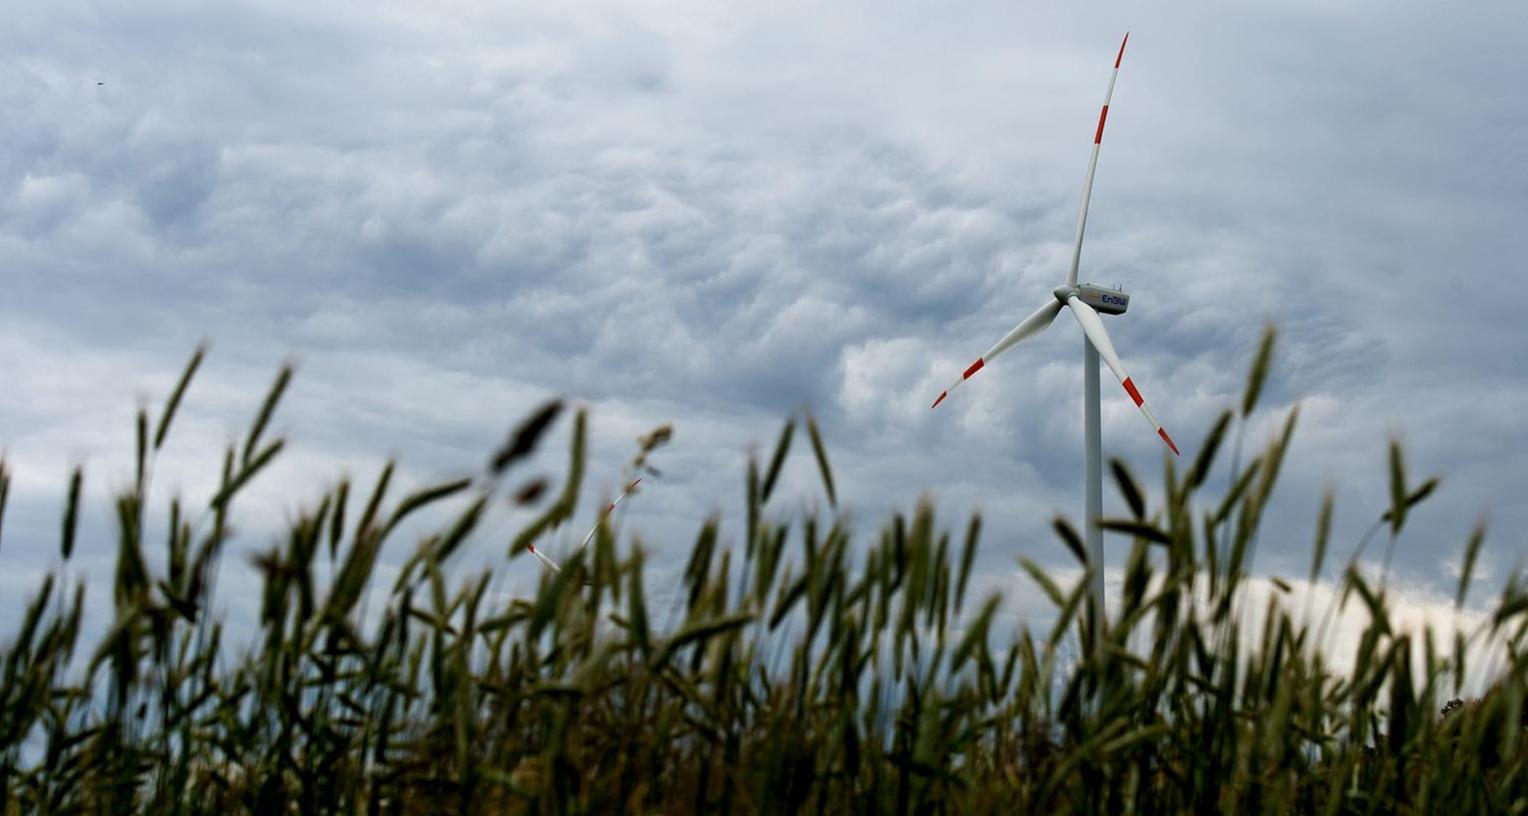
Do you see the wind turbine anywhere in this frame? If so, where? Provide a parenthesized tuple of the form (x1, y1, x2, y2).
(929, 34, 1178, 645)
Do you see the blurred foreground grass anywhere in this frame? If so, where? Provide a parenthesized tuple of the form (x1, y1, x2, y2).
(2, 329, 1525, 814)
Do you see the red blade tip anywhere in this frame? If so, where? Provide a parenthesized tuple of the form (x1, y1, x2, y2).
(931, 391, 948, 410)
(1116, 33, 1129, 68)
(1158, 427, 1179, 456)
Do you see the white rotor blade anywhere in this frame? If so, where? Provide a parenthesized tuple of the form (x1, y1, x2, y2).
(1066, 33, 1129, 287)
(530, 477, 643, 575)
(1066, 296, 1179, 455)
(527, 543, 562, 573)
(573, 477, 640, 557)
(931, 300, 1062, 409)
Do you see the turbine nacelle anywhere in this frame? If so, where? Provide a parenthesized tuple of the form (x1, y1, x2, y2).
(1054, 283, 1130, 316)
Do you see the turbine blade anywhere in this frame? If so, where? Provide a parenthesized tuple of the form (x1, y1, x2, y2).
(527, 542, 562, 573)
(531, 477, 644, 575)
(573, 477, 641, 556)
(931, 300, 1062, 409)
(1066, 32, 1129, 287)
(1066, 296, 1179, 455)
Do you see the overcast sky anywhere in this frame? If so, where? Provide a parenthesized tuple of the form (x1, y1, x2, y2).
(2, 1, 1524, 665)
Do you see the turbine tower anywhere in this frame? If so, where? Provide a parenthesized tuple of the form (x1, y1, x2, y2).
(929, 34, 1178, 649)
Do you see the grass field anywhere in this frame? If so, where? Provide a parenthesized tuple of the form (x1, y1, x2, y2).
(2, 329, 1525, 814)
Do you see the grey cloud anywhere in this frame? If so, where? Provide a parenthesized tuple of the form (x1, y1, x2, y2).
(0, 1, 1525, 643)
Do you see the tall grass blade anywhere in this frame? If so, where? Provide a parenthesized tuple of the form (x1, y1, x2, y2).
(1388, 439, 1407, 536)
(1456, 521, 1487, 609)
(1098, 518, 1172, 547)
(509, 410, 586, 557)
(490, 400, 563, 474)
(1310, 487, 1334, 583)
(154, 342, 205, 450)
(954, 514, 980, 613)
(61, 467, 82, 561)
(1241, 324, 1276, 416)
(1052, 517, 1089, 568)
(1110, 458, 1146, 521)
(0, 460, 8, 558)
(209, 439, 285, 510)
(242, 364, 292, 466)
(804, 411, 837, 508)
(1381, 477, 1441, 529)
(761, 418, 795, 505)
(1188, 410, 1233, 490)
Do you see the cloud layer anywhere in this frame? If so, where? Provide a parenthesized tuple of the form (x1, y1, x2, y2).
(1, 1, 1525, 656)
